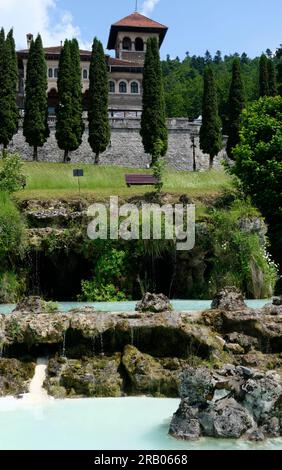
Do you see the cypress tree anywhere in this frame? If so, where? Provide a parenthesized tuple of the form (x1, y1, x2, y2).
(259, 54, 269, 97)
(226, 58, 245, 159)
(267, 58, 277, 96)
(0, 28, 19, 155)
(23, 35, 49, 161)
(69, 39, 84, 152)
(276, 46, 282, 97)
(140, 37, 167, 166)
(200, 66, 222, 170)
(88, 38, 110, 164)
(56, 40, 83, 162)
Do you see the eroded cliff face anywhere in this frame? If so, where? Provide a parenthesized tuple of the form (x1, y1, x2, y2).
(0, 295, 282, 402)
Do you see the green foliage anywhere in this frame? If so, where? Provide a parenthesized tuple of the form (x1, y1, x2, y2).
(79, 282, 127, 302)
(259, 54, 270, 97)
(0, 28, 18, 151)
(162, 52, 259, 120)
(276, 45, 282, 96)
(69, 39, 84, 151)
(56, 40, 84, 162)
(23, 35, 49, 161)
(200, 66, 223, 169)
(226, 58, 246, 159)
(88, 38, 110, 164)
(230, 96, 282, 223)
(79, 247, 128, 301)
(267, 59, 277, 96)
(41, 300, 58, 313)
(208, 201, 278, 298)
(0, 192, 26, 264)
(152, 140, 166, 194)
(0, 153, 26, 193)
(141, 37, 168, 165)
(0, 271, 26, 303)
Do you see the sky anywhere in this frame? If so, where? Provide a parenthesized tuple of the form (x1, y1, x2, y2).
(0, 0, 281, 59)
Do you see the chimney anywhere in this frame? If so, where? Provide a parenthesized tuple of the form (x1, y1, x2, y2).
(26, 33, 33, 49)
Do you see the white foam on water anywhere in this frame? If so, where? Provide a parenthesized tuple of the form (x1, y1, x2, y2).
(22, 357, 50, 404)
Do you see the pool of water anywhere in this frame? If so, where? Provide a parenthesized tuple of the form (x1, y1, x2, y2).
(0, 397, 281, 450)
(0, 299, 271, 315)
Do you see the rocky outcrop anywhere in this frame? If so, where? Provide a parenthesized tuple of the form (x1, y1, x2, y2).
(21, 199, 87, 228)
(169, 365, 282, 441)
(135, 293, 172, 313)
(273, 296, 282, 306)
(122, 345, 180, 397)
(12, 296, 58, 315)
(45, 354, 122, 398)
(211, 286, 247, 311)
(0, 359, 35, 396)
(44, 346, 192, 399)
(0, 310, 223, 359)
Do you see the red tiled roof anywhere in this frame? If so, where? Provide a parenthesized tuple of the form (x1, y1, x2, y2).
(112, 12, 167, 29)
(108, 57, 139, 66)
(107, 12, 168, 50)
(18, 46, 92, 55)
(17, 47, 140, 68)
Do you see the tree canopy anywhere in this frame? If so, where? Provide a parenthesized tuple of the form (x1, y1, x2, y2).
(88, 38, 110, 164)
(140, 37, 167, 165)
(23, 35, 49, 160)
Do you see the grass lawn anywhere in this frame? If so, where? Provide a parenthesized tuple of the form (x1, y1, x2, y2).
(12, 162, 234, 201)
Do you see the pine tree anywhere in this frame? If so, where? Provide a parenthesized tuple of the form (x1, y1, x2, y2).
(23, 35, 49, 161)
(259, 54, 269, 97)
(214, 50, 222, 64)
(56, 40, 83, 162)
(88, 38, 110, 164)
(0, 28, 19, 155)
(267, 58, 277, 96)
(200, 66, 222, 170)
(140, 37, 167, 166)
(226, 58, 245, 158)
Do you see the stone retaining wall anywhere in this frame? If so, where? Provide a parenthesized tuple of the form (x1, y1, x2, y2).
(8, 118, 227, 170)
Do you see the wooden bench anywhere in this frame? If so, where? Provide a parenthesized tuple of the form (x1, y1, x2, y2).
(125, 174, 157, 187)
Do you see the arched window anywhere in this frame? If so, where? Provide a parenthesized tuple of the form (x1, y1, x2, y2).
(122, 37, 131, 51)
(135, 37, 144, 52)
(119, 81, 127, 93)
(109, 81, 115, 93)
(83, 69, 88, 80)
(131, 82, 139, 94)
(48, 68, 53, 78)
(54, 68, 58, 78)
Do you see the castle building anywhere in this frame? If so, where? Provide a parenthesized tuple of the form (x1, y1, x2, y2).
(17, 12, 168, 117)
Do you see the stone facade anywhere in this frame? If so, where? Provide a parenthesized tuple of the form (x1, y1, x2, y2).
(8, 117, 226, 171)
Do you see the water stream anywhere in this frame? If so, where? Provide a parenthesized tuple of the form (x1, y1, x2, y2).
(23, 357, 49, 404)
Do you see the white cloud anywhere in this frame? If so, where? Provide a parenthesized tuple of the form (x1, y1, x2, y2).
(141, 0, 160, 16)
(0, 0, 90, 50)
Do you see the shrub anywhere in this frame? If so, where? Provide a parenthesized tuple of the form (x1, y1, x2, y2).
(79, 281, 127, 302)
(79, 247, 129, 301)
(0, 192, 26, 263)
(0, 271, 26, 303)
(0, 153, 26, 193)
(208, 201, 278, 298)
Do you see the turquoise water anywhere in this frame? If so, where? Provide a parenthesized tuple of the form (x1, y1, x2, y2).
(0, 299, 271, 315)
(0, 397, 281, 450)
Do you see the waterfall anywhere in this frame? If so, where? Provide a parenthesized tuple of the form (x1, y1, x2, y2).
(23, 357, 49, 403)
(100, 333, 104, 355)
(131, 328, 134, 346)
(92, 335, 96, 357)
(62, 331, 66, 357)
(0, 343, 4, 358)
